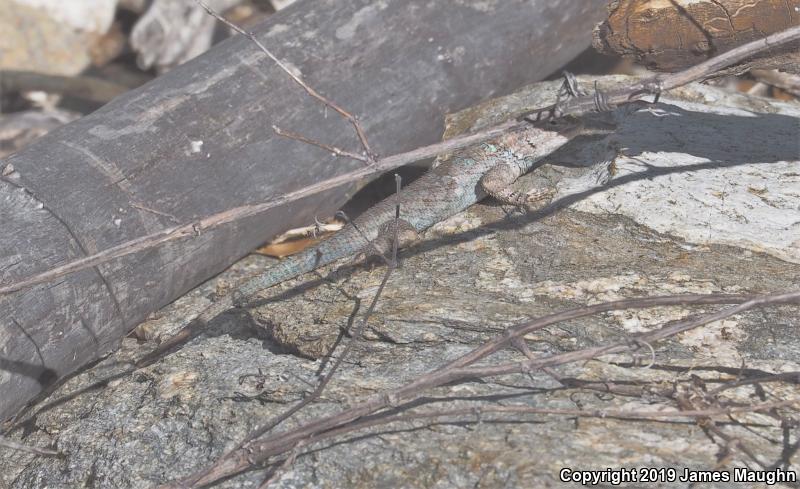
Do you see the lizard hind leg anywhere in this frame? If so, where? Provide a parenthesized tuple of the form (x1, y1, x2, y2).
(355, 218, 420, 266)
(479, 162, 555, 210)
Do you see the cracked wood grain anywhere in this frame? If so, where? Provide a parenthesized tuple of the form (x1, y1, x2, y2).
(0, 0, 607, 421)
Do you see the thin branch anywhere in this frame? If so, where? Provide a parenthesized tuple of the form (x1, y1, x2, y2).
(677, 386, 771, 470)
(257, 442, 304, 489)
(0, 120, 517, 297)
(707, 371, 800, 396)
(0, 435, 60, 457)
(751, 69, 800, 97)
(456, 291, 800, 379)
(250, 398, 797, 487)
(178, 176, 407, 488)
(254, 177, 402, 434)
(303, 399, 798, 447)
(195, 0, 375, 160)
(272, 125, 368, 162)
(4, 25, 799, 297)
(522, 24, 800, 120)
(0, 70, 130, 104)
(161, 291, 798, 487)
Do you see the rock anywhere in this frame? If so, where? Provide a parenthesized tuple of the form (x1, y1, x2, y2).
(1, 77, 798, 488)
(130, 0, 243, 72)
(270, 0, 297, 10)
(0, 0, 118, 76)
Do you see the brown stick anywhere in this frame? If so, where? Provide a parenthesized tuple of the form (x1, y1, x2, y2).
(196, 0, 375, 160)
(252, 399, 796, 488)
(160, 291, 798, 487)
(0, 120, 517, 296)
(751, 69, 800, 97)
(522, 24, 800, 121)
(179, 177, 406, 488)
(0, 435, 60, 457)
(455, 292, 800, 378)
(299, 399, 798, 447)
(272, 126, 368, 162)
(3, 25, 799, 298)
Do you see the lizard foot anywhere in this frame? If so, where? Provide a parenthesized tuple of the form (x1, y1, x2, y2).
(351, 219, 419, 265)
(519, 187, 556, 211)
(502, 187, 557, 214)
(480, 162, 556, 209)
(371, 219, 420, 262)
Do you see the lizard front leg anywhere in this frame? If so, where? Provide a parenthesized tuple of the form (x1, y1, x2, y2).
(479, 162, 555, 209)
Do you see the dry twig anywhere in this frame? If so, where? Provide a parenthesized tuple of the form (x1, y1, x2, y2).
(302, 399, 797, 444)
(522, 24, 800, 120)
(159, 290, 799, 487)
(179, 175, 407, 488)
(0, 435, 60, 457)
(2, 25, 799, 297)
(196, 0, 375, 160)
(0, 120, 515, 297)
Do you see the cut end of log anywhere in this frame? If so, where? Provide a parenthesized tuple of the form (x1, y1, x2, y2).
(592, 0, 800, 74)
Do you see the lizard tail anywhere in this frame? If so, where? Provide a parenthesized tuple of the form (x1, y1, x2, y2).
(138, 229, 362, 368)
(233, 227, 360, 300)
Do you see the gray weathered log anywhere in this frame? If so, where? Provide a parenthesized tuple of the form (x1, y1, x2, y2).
(0, 0, 606, 420)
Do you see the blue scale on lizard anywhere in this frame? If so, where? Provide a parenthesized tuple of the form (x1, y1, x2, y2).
(227, 118, 583, 307)
(135, 117, 595, 364)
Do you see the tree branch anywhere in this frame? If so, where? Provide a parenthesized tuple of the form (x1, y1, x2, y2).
(3, 25, 798, 299)
(159, 290, 798, 487)
(522, 24, 800, 121)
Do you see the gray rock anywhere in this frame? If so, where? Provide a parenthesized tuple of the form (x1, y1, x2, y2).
(0, 0, 117, 76)
(130, 0, 243, 72)
(1, 77, 798, 488)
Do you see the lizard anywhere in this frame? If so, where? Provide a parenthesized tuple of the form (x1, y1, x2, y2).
(136, 113, 614, 367)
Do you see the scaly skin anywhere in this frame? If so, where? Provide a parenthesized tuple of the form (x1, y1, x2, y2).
(223, 118, 582, 308)
(137, 117, 595, 366)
